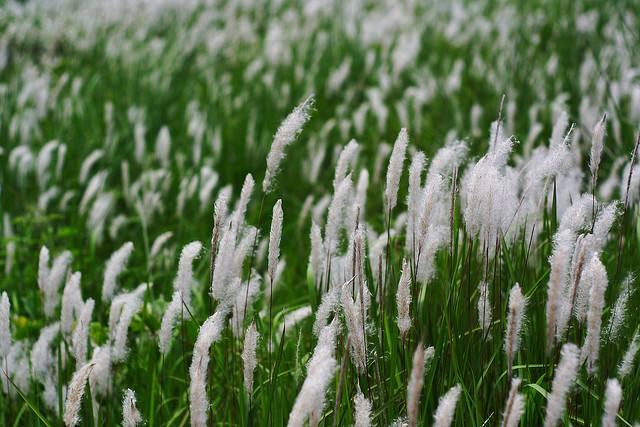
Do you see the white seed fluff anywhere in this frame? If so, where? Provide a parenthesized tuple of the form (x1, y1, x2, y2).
(601, 378, 622, 427)
(544, 343, 580, 427)
(433, 384, 462, 427)
(122, 388, 143, 427)
(102, 241, 134, 302)
(241, 322, 259, 395)
(385, 128, 409, 213)
(263, 96, 314, 192)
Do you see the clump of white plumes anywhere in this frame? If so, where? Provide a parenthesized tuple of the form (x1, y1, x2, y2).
(122, 388, 143, 427)
(505, 283, 526, 378)
(109, 284, 146, 362)
(407, 343, 435, 427)
(71, 298, 94, 366)
(61, 272, 83, 337)
(241, 322, 258, 396)
(63, 362, 94, 427)
(173, 241, 203, 308)
(396, 258, 412, 340)
(189, 309, 227, 427)
(353, 389, 372, 427)
(263, 96, 314, 192)
(501, 378, 524, 427)
(618, 328, 640, 379)
(268, 199, 283, 284)
(581, 253, 608, 376)
(589, 114, 606, 184)
(102, 241, 134, 302)
(477, 280, 492, 341)
(544, 343, 580, 427)
(605, 274, 634, 343)
(601, 378, 622, 427)
(433, 384, 462, 427)
(0, 291, 10, 359)
(38, 246, 73, 317)
(287, 320, 338, 427)
(385, 128, 409, 214)
(461, 121, 517, 253)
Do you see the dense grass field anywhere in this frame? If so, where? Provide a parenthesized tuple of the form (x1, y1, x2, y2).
(1, 0, 640, 425)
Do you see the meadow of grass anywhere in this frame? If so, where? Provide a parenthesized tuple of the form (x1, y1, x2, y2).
(1, 0, 640, 426)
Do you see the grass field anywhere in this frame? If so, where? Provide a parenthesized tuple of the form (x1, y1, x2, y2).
(1, 0, 640, 426)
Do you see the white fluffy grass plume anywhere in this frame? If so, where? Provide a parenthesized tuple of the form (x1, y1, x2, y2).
(385, 128, 409, 213)
(63, 362, 94, 427)
(241, 322, 259, 396)
(544, 343, 580, 427)
(263, 96, 314, 193)
(122, 388, 143, 427)
(189, 309, 227, 427)
(102, 241, 134, 302)
(505, 283, 526, 378)
(287, 320, 338, 427)
(433, 384, 462, 427)
(407, 343, 435, 427)
(501, 378, 524, 427)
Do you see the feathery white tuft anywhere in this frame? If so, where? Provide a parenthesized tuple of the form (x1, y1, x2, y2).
(309, 222, 325, 286)
(501, 378, 524, 427)
(589, 114, 607, 181)
(263, 96, 314, 192)
(287, 320, 338, 427)
(268, 199, 283, 283)
(122, 388, 143, 427)
(334, 139, 360, 190)
(477, 280, 492, 341)
(63, 362, 94, 427)
(433, 384, 462, 427)
(173, 241, 203, 308)
(606, 274, 634, 343)
(618, 328, 640, 379)
(505, 283, 526, 378)
(61, 272, 83, 337)
(396, 258, 412, 339)
(407, 343, 435, 427)
(158, 291, 183, 354)
(242, 322, 258, 396)
(581, 254, 608, 376)
(406, 151, 426, 253)
(601, 378, 622, 427)
(102, 242, 134, 302)
(71, 298, 94, 366)
(189, 309, 228, 427)
(353, 390, 372, 427)
(0, 292, 10, 359)
(385, 128, 409, 213)
(544, 343, 580, 427)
